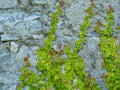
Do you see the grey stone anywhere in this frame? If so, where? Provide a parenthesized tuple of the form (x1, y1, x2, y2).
(0, 12, 41, 28)
(19, 0, 29, 7)
(46, 0, 57, 10)
(7, 85, 16, 90)
(0, 43, 9, 57)
(1, 34, 19, 41)
(14, 20, 42, 39)
(0, 53, 21, 90)
(10, 42, 18, 53)
(0, 24, 4, 34)
(53, 44, 59, 52)
(0, 72, 18, 84)
(79, 36, 107, 90)
(0, 29, 3, 34)
(31, 0, 57, 10)
(30, 46, 39, 54)
(0, 0, 17, 9)
(0, 12, 42, 39)
(54, 28, 78, 48)
(65, 1, 86, 26)
(0, 0, 119, 90)
(0, 53, 9, 58)
(31, 0, 47, 5)
(33, 34, 44, 39)
(16, 45, 37, 66)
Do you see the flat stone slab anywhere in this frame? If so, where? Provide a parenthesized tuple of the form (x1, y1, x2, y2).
(1, 34, 19, 41)
(0, 0, 17, 9)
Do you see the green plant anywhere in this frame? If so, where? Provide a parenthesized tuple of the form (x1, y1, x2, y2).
(18, 2, 100, 90)
(18, 4, 62, 90)
(95, 5, 120, 90)
(18, 55, 39, 90)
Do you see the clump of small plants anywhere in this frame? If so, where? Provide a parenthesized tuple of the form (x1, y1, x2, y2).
(18, 2, 100, 90)
(95, 5, 120, 90)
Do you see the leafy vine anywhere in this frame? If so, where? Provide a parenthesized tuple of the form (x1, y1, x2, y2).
(94, 5, 120, 90)
(18, 1, 100, 90)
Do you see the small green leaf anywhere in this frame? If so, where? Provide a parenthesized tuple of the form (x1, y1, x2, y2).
(29, 86, 38, 90)
(75, 40, 81, 46)
(54, 75, 60, 80)
(17, 86, 23, 90)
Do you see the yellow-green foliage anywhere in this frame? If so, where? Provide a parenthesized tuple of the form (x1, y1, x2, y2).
(95, 5, 120, 90)
(18, 3, 101, 90)
(35, 2, 100, 90)
(18, 55, 39, 90)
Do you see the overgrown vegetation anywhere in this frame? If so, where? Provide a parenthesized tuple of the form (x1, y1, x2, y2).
(18, 1, 101, 90)
(94, 5, 120, 90)
(18, 0, 120, 90)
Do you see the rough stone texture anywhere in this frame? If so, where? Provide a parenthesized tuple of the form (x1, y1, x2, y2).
(0, 0, 17, 9)
(0, 43, 22, 90)
(32, 0, 47, 5)
(33, 34, 44, 40)
(10, 42, 18, 53)
(79, 37, 107, 90)
(0, 25, 4, 34)
(0, 0, 120, 90)
(1, 34, 19, 41)
(16, 45, 37, 66)
(19, 0, 29, 8)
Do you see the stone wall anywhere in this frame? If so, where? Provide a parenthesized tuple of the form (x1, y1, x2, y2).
(0, 0, 120, 90)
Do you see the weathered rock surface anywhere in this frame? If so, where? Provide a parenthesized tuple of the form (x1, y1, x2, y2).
(16, 45, 37, 66)
(10, 42, 18, 53)
(0, 25, 4, 34)
(0, 0, 17, 9)
(0, 0, 120, 90)
(1, 34, 19, 41)
(79, 37, 107, 90)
